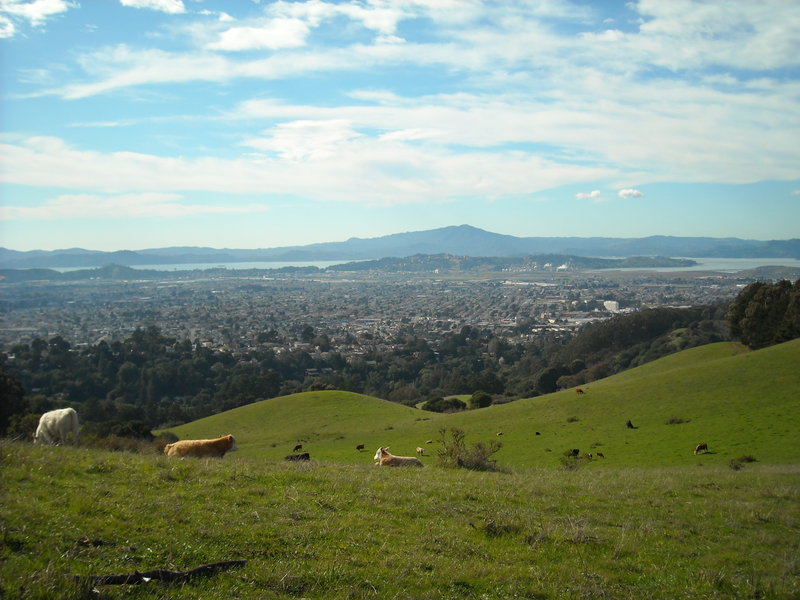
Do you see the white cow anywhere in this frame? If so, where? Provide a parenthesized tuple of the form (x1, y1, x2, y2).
(33, 408, 80, 445)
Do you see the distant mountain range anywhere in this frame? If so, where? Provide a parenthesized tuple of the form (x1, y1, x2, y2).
(1, 225, 798, 268)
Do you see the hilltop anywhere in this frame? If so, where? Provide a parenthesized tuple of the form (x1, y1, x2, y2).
(166, 338, 800, 468)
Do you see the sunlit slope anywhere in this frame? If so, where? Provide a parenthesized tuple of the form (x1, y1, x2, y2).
(165, 390, 449, 462)
(166, 340, 800, 468)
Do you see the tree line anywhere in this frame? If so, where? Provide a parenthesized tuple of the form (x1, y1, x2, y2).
(3, 280, 797, 440)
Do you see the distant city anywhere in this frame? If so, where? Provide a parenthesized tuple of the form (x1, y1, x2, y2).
(3, 259, 795, 359)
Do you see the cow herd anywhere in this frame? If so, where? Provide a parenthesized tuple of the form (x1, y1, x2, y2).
(29, 407, 713, 464)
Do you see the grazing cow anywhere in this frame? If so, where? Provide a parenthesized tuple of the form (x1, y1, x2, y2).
(626, 420, 636, 429)
(596, 452, 605, 458)
(496, 432, 503, 436)
(425, 440, 433, 444)
(566, 448, 580, 458)
(535, 431, 541, 436)
(416, 447, 425, 455)
(34, 408, 80, 445)
(576, 388, 585, 395)
(293, 444, 303, 452)
(163, 434, 238, 458)
(355, 444, 365, 451)
(373, 447, 423, 467)
(285, 452, 311, 461)
(694, 443, 709, 455)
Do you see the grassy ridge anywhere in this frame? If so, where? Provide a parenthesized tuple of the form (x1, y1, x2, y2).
(167, 340, 800, 468)
(2, 442, 799, 599)
(4, 341, 799, 598)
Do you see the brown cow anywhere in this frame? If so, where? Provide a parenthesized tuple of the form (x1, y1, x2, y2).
(694, 443, 709, 455)
(576, 388, 585, 395)
(164, 434, 238, 458)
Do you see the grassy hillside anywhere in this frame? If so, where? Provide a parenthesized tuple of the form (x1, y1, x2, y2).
(2, 442, 798, 599)
(166, 340, 800, 468)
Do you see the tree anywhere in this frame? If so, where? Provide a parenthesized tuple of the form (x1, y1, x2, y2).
(727, 279, 800, 349)
(469, 391, 492, 409)
(0, 367, 26, 435)
(421, 396, 466, 413)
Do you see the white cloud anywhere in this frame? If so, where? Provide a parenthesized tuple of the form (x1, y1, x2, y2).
(630, 0, 800, 71)
(119, 0, 185, 14)
(269, 0, 408, 36)
(0, 14, 14, 37)
(207, 18, 310, 51)
(242, 119, 362, 161)
(200, 10, 235, 23)
(5, 0, 800, 202)
(0, 135, 612, 207)
(618, 188, 644, 199)
(379, 128, 440, 142)
(0, 0, 75, 35)
(792, 190, 800, 196)
(0, 192, 269, 220)
(576, 190, 602, 201)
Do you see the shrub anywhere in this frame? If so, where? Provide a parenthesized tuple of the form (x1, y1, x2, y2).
(469, 391, 493, 409)
(436, 427, 503, 471)
(665, 417, 692, 425)
(422, 396, 466, 413)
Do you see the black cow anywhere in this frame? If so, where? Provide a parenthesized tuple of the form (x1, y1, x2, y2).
(285, 452, 311, 461)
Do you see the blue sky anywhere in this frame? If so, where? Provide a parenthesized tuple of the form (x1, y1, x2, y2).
(1, 0, 798, 252)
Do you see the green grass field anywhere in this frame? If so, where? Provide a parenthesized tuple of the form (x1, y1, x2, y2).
(166, 340, 800, 468)
(2, 443, 798, 599)
(3, 340, 799, 598)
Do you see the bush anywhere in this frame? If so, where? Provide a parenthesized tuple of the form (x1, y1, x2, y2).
(436, 427, 503, 471)
(469, 391, 493, 409)
(665, 417, 692, 425)
(422, 396, 466, 413)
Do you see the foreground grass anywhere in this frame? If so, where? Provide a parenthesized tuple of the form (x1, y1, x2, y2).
(2, 442, 799, 599)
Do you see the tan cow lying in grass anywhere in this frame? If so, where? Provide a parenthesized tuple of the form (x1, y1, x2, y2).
(164, 434, 238, 458)
(373, 446, 423, 467)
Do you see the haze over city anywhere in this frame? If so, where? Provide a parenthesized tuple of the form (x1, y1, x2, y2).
(1, 0, 799, 252)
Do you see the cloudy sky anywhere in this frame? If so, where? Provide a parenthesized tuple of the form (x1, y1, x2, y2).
(1, 0, 798, 252)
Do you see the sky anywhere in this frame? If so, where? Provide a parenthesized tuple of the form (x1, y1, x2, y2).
(1, 0, 799, 252)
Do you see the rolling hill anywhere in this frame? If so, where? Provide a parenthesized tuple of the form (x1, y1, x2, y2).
(165, 339, 800, 468)
(3, 225, 799, 267)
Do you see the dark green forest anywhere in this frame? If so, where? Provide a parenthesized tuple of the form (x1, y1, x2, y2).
(2, 279, 797, 440)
